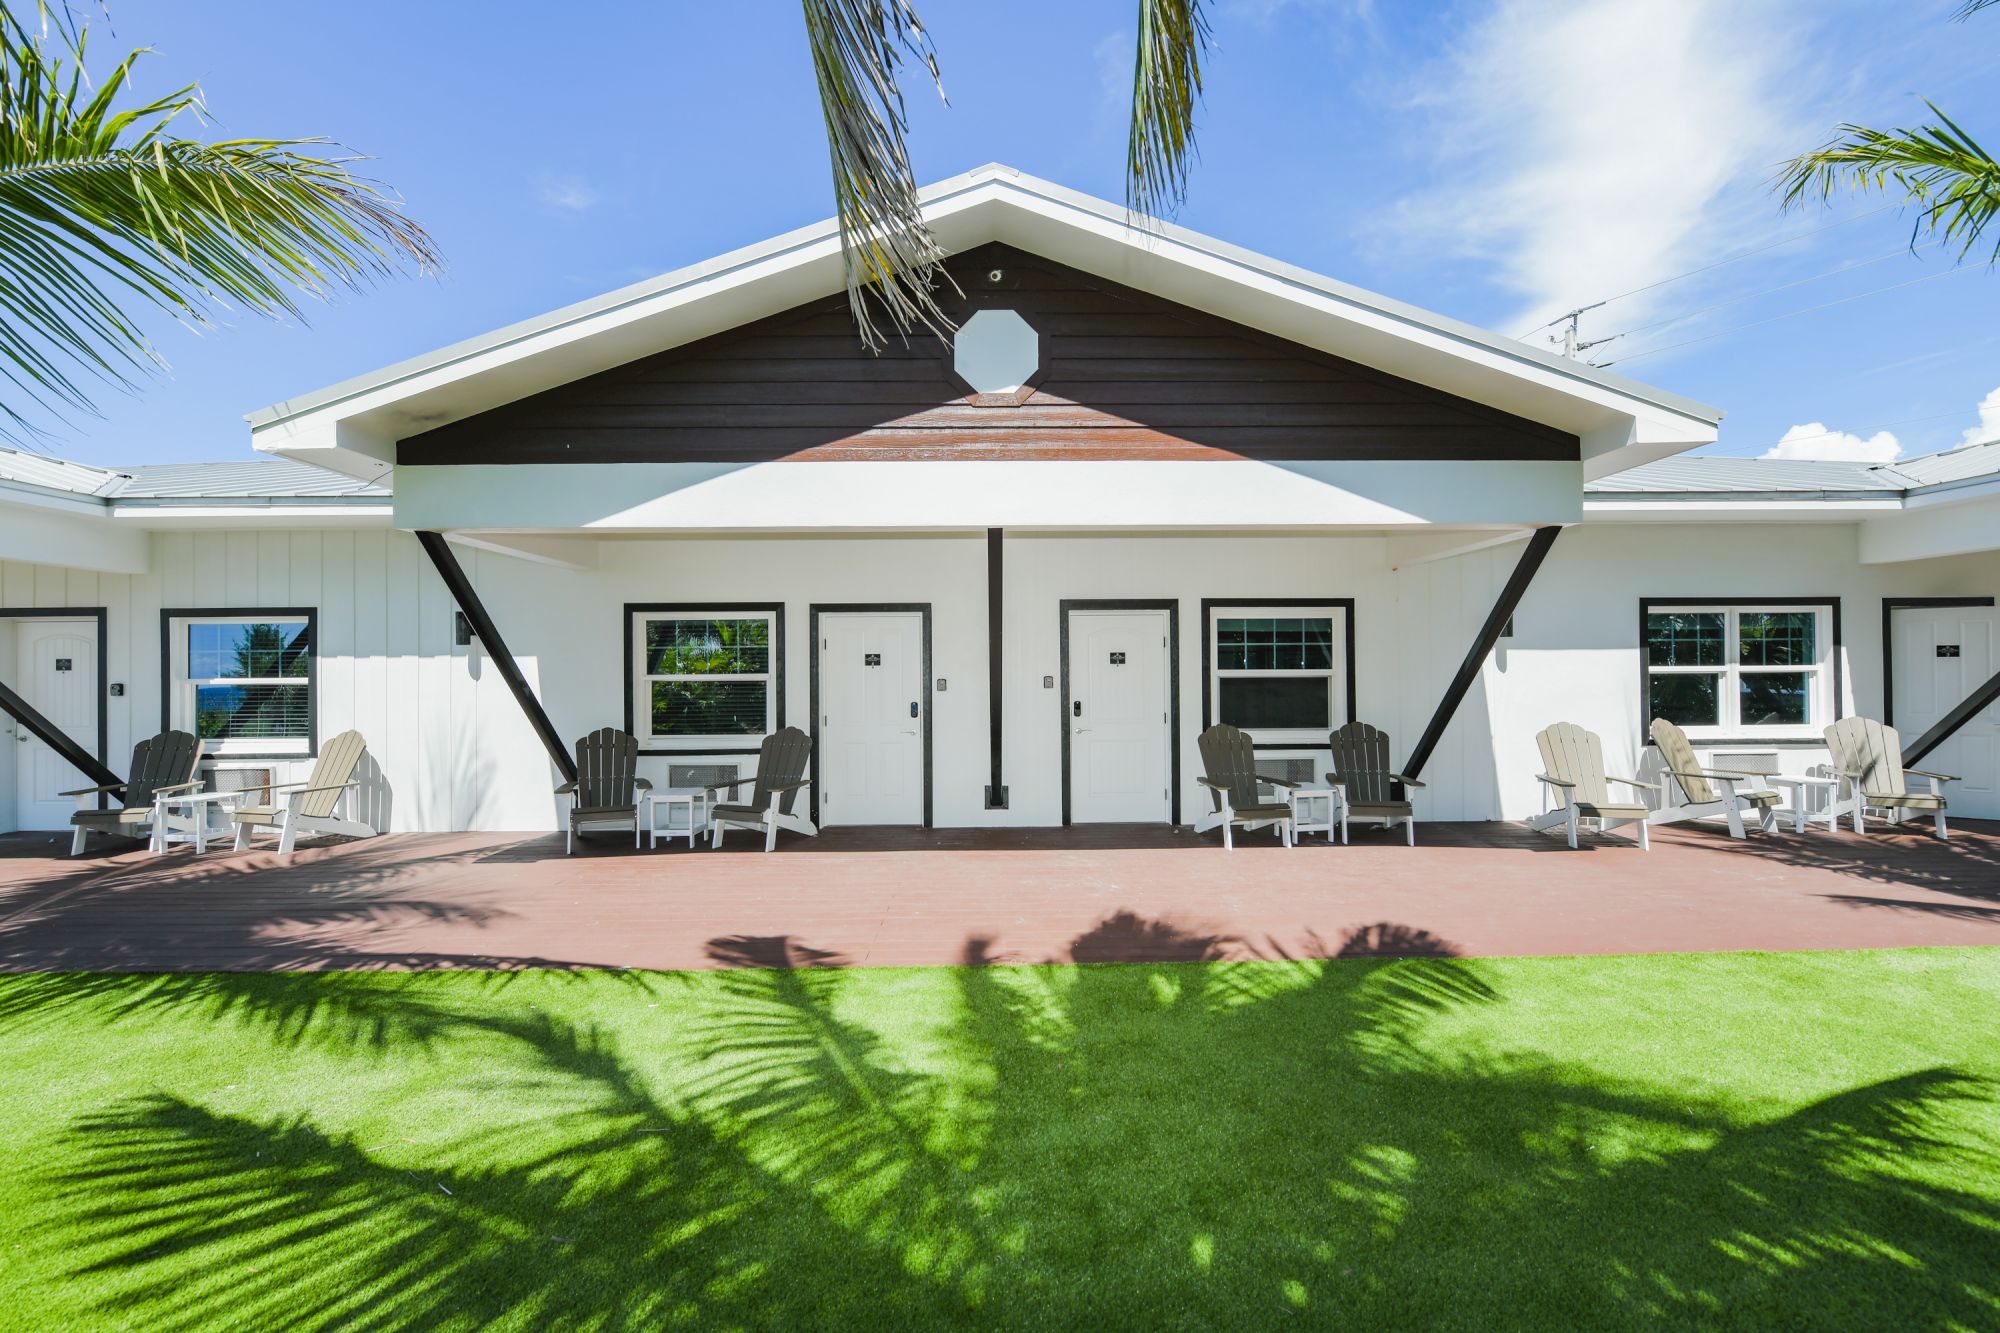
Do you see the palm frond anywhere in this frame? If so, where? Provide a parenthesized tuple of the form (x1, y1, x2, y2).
(1956, 0, 1999, 18)
(799, 0, 953, 352)
(1776, 101, 2000, 263)
(1127, 0, 1210, 217)
(0, 9, 436, 434)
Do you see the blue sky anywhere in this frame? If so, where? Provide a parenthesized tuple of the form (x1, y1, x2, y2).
(42, 0, 2000, 466)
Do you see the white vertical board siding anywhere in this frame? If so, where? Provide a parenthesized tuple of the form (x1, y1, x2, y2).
(4, 521, 2000, 834)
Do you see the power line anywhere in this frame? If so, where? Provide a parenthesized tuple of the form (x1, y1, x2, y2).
(1515, 204, 1897, 338)
(1600, 264, 1982, 368)
(1755, 406, 1978, 450)
(1598, 241, 1940, 344)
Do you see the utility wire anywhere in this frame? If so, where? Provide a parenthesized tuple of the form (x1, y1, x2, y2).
(1600, 264, 1981, 367)
(1597, 241, 1939, 344)
(1515, 204, 1897, 338)
(1754, 405, 1980, 450)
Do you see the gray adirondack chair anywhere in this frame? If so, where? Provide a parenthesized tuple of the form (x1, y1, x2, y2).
(230, 730, 377, 854)
(1647, 717, 1781, 839)
(1325, 721, 1422, 845)
(1194, 723, 1296, 850)
(66, 730, 203, 855)
(555, 727, 650, 854)
(1824, 716, 1953, 840)
(706, 726, 816, 851)
(1529, 721, 1657, 849)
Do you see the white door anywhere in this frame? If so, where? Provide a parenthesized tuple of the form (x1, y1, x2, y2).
(13, 619, 99, 830)
(1068, 609, 1172, 823)
(1893, 606, 2000, 820)
(819, 612, 925, 826)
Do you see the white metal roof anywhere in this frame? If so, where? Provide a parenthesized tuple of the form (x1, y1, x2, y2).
(1586, 441, 2000, 499)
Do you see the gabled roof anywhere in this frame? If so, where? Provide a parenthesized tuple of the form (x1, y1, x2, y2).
(248, 164, 1721, 481)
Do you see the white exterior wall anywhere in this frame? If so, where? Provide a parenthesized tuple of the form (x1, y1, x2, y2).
(4, 522, 1996, 833)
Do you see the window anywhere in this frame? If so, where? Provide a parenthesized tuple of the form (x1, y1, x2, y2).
(164, 611, 315, 756)
(629, 606, 781, 748)
(1644, 602, 1834, 737)
(1206, 603, 1352, 744)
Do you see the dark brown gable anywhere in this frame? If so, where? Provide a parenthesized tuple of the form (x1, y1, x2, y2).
(399, 244, 1576, 464)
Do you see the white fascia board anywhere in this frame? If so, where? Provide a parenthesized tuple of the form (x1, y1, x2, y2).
(0, 497, 148, 572)
(107, 503, 394, 528)
(250, 165, 1718, 479)
(1583, 498, 1900, 521)
(1860, 491, 2000, 563)
(394, 459, 1582, 532)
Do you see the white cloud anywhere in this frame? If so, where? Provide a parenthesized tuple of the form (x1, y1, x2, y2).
(1390, 0, 1809, 337)
(538, 177, 598, 212)
(1960, 385, 2000, 446)
(1763, 422, 1903, 463)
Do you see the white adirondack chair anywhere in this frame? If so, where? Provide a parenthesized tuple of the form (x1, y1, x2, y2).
(1823, 716, 1954, 840)
(229, 730, 377, 854)
(1646, 718, 1782, 839)
(1529, 722, 1656, 850)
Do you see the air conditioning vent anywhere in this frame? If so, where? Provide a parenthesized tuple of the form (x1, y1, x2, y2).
(1258, 756, 1317, 801)
(670, 762, 739, 790)
(1710, 751, 1780, 776)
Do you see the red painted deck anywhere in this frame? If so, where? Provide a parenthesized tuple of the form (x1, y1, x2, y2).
(2, 819, 1997, 972)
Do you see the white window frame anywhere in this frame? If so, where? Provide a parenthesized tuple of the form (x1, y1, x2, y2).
(631, 608, 778, 749)
(1208, 605, 1348, 747)
(168, 613, 314, 757)
(1644, 603, 1834, 740)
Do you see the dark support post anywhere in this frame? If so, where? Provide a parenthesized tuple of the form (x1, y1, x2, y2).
(1903, 664, 2000, 768)
(1402, 526, 1563, 782)
(415, 530, 578, 786)
(0, 676, 122, 790)
(983, 527, 1008, 808)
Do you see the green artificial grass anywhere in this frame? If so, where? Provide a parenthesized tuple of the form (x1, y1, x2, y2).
(2, 945, 1999, 1329)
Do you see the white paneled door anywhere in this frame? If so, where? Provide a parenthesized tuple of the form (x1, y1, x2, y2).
(13, 619, 99, 830)
(1067, 608, 1172, 823)
(1893, 605, 2000, 820)
(819, 612, 925, 826)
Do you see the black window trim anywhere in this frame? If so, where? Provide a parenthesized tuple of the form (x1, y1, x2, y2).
(623, 602, 786, 757)
(159, 606, 320, 761)
(1198, 597, 1358, 751)
(1636, 596, 1842, 748)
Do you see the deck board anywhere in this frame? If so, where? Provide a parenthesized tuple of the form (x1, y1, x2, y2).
(3, 819, 1998, 973)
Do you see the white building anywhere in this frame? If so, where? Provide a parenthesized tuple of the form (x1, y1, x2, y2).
(4, 165, 1997, 836)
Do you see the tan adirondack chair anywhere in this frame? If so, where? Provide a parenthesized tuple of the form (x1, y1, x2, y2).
(1647, 718, 1782, 839)
(1325, 721, 1422, 845)
(1194, 723, 1296, 849)
(66, 730, 203, 855)
(230, 730, 376, 854)
(555, 727, 650, 854)
(1823, 716, 1953, 840)
(706, 726, 816, 851)
(1529, 722, 1657, 850)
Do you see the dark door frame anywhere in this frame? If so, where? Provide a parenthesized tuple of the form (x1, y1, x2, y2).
(809, 603, 933, 829)
(0, 607, 115, 803)
(1882, 596, 1996, 727)
(1059, 598, 1181, 827)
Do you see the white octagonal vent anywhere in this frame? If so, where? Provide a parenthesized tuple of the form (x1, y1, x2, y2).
(953, 308, 1039, 395)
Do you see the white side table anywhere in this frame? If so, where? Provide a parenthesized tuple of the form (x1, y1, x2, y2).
(647, 787, 712, 849)
(1765, 774, 1842, 834)
(152, 788, 243, 854)
(1287, 783, 1347, 844)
